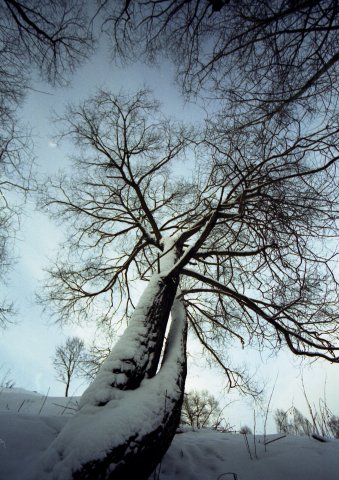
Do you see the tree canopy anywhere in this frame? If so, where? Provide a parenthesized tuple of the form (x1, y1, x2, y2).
(104, 1, 338, 119)
(41, 87, 339, 389)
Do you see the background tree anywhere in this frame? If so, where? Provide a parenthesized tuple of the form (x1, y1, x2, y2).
(274, 407, 313, 436)
(328, 416, 339, 439)
(0, 0, 93, 327)
(275, 379, 339, 439)
(34, 84, 339, 479)
(52, 336, 87, 397)
(181, 389, 223, 429)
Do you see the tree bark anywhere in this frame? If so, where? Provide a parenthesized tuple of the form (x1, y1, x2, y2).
(77, 280, 180, 408)
(72, 297, 187, 480)
(65, 380, 70, 398)
(76, 240, 181, 406)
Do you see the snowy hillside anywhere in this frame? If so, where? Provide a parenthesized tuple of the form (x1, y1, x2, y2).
(0, 388, 338, 480)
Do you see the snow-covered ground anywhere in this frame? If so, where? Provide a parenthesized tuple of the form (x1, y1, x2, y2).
(1, 388, 338, 480)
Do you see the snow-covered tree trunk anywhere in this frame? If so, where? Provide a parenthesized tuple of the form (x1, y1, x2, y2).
(72, 296, 187, 480)
(35, 239, 187, 479)
(78, 273, 180, 400)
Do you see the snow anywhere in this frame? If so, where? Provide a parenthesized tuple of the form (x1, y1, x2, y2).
(159, 237, 178, 273)
(1, 387, 339, 480)
(158, 430, 339, 480)
(78, 273, 165, 408)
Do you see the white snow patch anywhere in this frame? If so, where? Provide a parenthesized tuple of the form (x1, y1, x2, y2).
(1, 389, 339, 480)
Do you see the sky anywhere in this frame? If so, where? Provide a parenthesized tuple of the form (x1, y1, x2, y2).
(0, 32, 338, 434)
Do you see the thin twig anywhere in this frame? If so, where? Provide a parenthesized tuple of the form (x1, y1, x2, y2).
(38, 387, 50, 415)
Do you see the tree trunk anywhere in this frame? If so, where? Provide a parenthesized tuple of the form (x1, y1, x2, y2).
(65, 380, 70, 398)
(76, 283, 179, 409)
(73, 297, 187, 480)
(35, 240, 187, 479)
(77, 239, 181, 406)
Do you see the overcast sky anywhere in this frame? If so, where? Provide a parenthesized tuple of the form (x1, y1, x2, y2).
(1, 34, 338, 433)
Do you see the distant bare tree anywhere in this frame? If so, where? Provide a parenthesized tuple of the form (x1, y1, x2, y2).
(328, 416, 339, 439)
(181, 389, 222, 429)
(275, 407, 312, 436)
(239, 425, 252, 435)
(275, 408, 289, 434)
(52, 336, 86, 397)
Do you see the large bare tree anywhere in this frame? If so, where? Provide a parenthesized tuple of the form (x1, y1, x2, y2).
(35, 86, 339, 478)
(32, 1, 339, 478)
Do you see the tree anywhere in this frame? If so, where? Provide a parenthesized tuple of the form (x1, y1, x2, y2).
(274, 407, 313, 436)
(275, 390, 339, 439)
(34, 2, 339, 478)
(328, 416, 339, 439)
(181, 389, 222, 429)
(52, 336, 87, 397)
(35, 85, 339, 479)
(0, 0, 93, 327)
(0, 106, 33, 328)
(106, 1, 338, 120)
(275, 408, 290, 434)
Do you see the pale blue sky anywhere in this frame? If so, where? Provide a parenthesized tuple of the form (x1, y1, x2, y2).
(1, 34, 338, 433)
